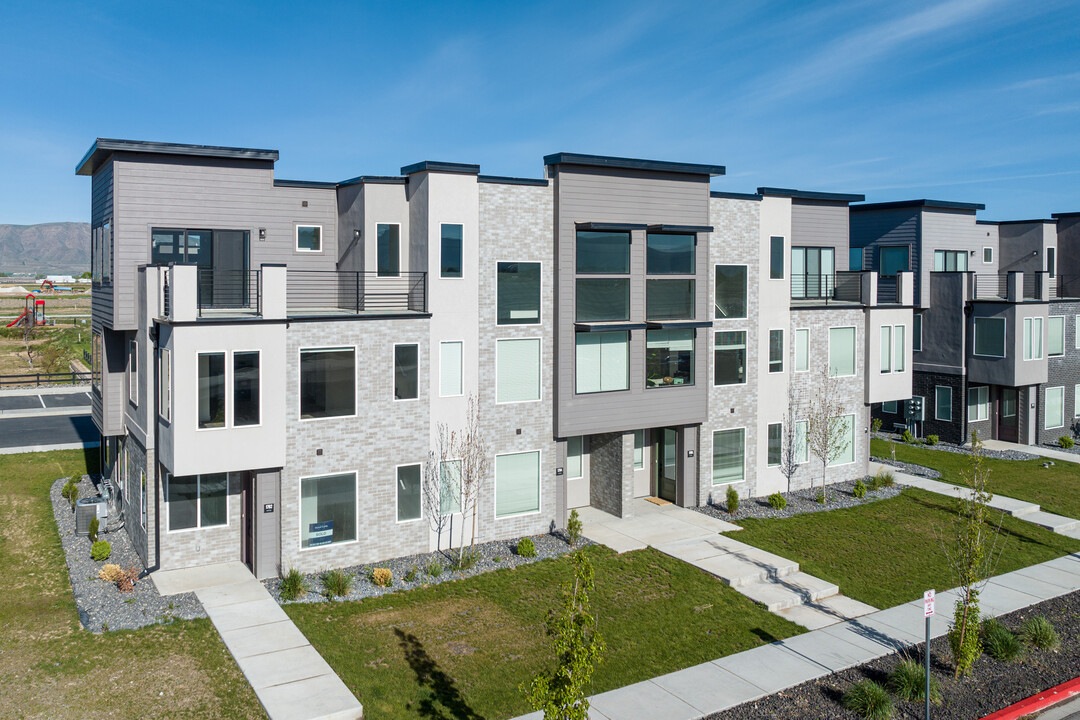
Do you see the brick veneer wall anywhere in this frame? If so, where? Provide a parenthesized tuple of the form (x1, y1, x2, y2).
(1038, 301, 1080, 445)
(911, 370, 966, 444)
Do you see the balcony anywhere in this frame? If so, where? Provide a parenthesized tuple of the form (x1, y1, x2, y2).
(790, 271, 912, 307)
(286, 270, 427, 316)
(969, 271, 1055, 302)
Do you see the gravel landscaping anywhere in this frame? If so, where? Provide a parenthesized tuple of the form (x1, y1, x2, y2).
(695, 477, 903, 522)
(872, 457, 943, 479)
(263, 532, 588, 604)
(873, 433, 1038, 461)
(51, 475, 205, 633)
(1042, 441, 1080, 456)
(708, 589, 1080, 720)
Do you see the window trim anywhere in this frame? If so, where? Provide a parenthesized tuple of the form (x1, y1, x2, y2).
(164, 472, 231, 534)
(828, 325, 857, 378)
(395, 462, 424, 524)
(493, 449, 543, 519)
(711, 427, 746, 486)
(713, 328, 748, 387)
(1024, 316, 1044, 361)
(439, 222, 465, 280)
(968, 385, 989, 422)
(795, 419, 809, 465)
(767, 422, 782, 467)
(880, 325, 892, 374)
(159, 347, 171, 422)
(295, 224, 323, 253)
(794, 328, 810, 373)
(195, 350, 228, 432)
(1048, 315, 1066, 357)
(575, 330, 630, 395)
(973, 317, 1007, 358)
(439, 459, 464, 516)
(768, 328, 784, 374)
(297, 470, 360, 551)
(495, 337, 543, 405)
(769, 236, 785, 280)
(827, 413, 857, 467)
(1045, 386, 1066, 429)
(983, 247, 994, 264)
(714, 264, 749, 320)
(375, 222, 402, 277)
(128, 339, 139, 407)
(935, 385, 953, 422)
(439, 340, 464, 398)
(297, 345, 358, 422)
(231, 348, 263, 428)
(496, 258, 543, 326)
(393, 342, 420, 402)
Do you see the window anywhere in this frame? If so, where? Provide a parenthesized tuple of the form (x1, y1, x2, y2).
(198, 352, 226, 429)
(1023, 317, 1044, 360)
(576, 278, 630, 321)
(715, 266, 747, 319)
(497, 262, 541, 325)
(1075, 385, 1080, 418)
(566, 436, 583, 479)
(1076, 316, 1080, 349)
(882, 401, 897, 414)
(633, 430, 644, 469)
(377, 224, 400, 277)
(790, 247, 834, 299)
(714, 331, 746, 386)
(300, 348, 356, 419)
(91, 331, 102, 390)
(440, 341, 463, 397)
(646, 279, 695, 320)
(935, 386, 953, 421)
(233, 351, 260, 426)
(983, 247, 994, 264)
(159, 348, 171, 421)
(296, 225, 322, 252)
(770, 236, 784, 279)
(879, 246, 909, 277)
(300, 473, 357, 548)
(440, 224, 463, 278)
(397, 465, 422, 522)
(968, 386, 989, 422)
(93, 221, 112, 283)
(795, 420, 809, 464)
(576, 331, 629, 394)
(880, 326, 892, 373)
(646, 329, 694, 387)
(712, 429, 745, 485)
(496, 338, 540, 402)
(894, 325, 906, 372)
(767, 423, 782, 466)
(167, 472, 228, 531)
(1046, 386, 1065, 429)
(128, 340, 138, 405)
(933, 250, 968, 272)
(829, 327, 856, 377)
(1049, 316, 1065, 356)
(150, 228, 249, 268)
(913, 314, 922, 352)
(647, 233, 695, 274)
(849, 247, 863, 271)
(140, 470, 147, 528)
(495, 451, 540, 518)
(440, 460, 462, 514)
(1048, 247, 1056, 278)
(394, 344, 419, 400)
(795, 329, 809, 372)
(769, 329, 783, 373)
(974, 317, 1006, 357)
(828, 415, 856, 466)
(576, 230, 630, 274)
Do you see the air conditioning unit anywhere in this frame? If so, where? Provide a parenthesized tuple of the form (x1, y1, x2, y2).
(75, 497, 108, 535)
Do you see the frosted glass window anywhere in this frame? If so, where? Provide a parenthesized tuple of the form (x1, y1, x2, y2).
(1049, 316, 1065, 356)
(894, 325, 906, 372)
(566, 436, 583, 479)
(828, 415, 855, 466)
(1046, 387, 1065, 429)
(440, 341, 463, 397)
(935, 386, 952, 421)
(712, 429, 745, 485)
(829, 327, 856, 377)
(767, 423, 782, 466)
(440, 460, 462, 515)
(795, 329, 809, 372)
(974, 318, 1006, 357)
(1024, 317, 1043, 360)
(497, 339, 540, 403)
(576, 331, 629, 394)
(397, 465, 422, 522)
(795, 420, 809, 463)
(880, 326, 892, 373)
(300, 473, 356, 548)
(968, 386, 989, 422)
(496, 451, 540, 517)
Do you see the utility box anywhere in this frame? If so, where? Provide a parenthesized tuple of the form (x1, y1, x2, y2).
(75, 497, 108, 535)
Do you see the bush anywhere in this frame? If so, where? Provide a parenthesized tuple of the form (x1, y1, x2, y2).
(926, 434, 939, 446)
(404, 565, 418, 582)
(1019, 615, 1060, 651)
(88, 515, 99, 543)
(452, 548, 480, 571)
(321, 569, 352, 599)
(516, 537, 537, 558)
(116, 565, 139, 593)
(90, 540, 111, 561)
(982, 617, 1025, 662)
(726, 485, 740, 514)
(767, 492, 787, 511)
(99, 564, 124, 584)
(566, 508, 583, 547)
(61, 477, 80, 510)
(889, 658, 941, 704)
(842, 680, 893, 720)
(815, 490, 827, 504)
(870, 470, 895, 491)
(871, 417, 883, 433)
(279, 568, 308, 601)
(425, 559, 443, 577)
(1059, 436, 1074, 449)
(853, 479, 868, 499)
(370, 568, 393, 587)
(901, 429, 914, 444)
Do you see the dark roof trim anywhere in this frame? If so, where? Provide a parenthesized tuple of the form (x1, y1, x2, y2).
(645, 320, 714, 329)
(574, 322, 649, 332)
(477, 175, 549, 187)
(976, 220, 998, 225)
(575, 221, 647, 232)
(647, 224, 714, 233)
(1051, 212, 1080, 219)
(995, 218, 1055, 225)
(77, 138, 278, 176)
(757, 187, 865, 203)
(710, 191, 762, 201)
(273, 179, 337, 189)
(337, 175, 407, 187)
(851, 199, 985, 212)
(400, 161, 480, 176)
(544, 152, 724, 176)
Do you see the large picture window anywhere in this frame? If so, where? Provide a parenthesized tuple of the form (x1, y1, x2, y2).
(646, 279, 695, 320)
(440, 224, 463, 278)
(646, 233, 694, 274)
(394, 344, 419, 400)
(714, 331, 746, 386)
(198, 352, 226, 429)
(646, 329, 694, 388)
(233, 351, 260, 426)
(829, 327, 856, 377)
(828, 415, 856, 466)
(496, 338, 541, 403)
(167, 472, 228, 531)
(1046, 386, 1065, 429)
(497, 262, 541, 325)
(300, 473, 357, 548)
(377, 224, 400, 277)
(576, 230, 630, 274)
(576, 331, 629, 394)
(576, 278, 630, 322)
(712, 429, 745, 485)
(974, 317, 1006, 357)
(300, 348, 356, 419)
(150, 228, 249, 270)
(496, 451, 540, 518)
(397, 464, 422, 522)
(715, 265, 747, 319)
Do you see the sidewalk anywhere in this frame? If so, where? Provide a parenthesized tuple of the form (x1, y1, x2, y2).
(983, 438, 1080, 465)
(153, 562, 363, 720)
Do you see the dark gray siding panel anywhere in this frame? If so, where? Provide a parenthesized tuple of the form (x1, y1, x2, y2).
(91, 162, 114, 327)
(791, 201, 850, 271)
(998, 223, 1045, 274)
(915, 273, 966, 373)
(850, 208, 920, 302)
(1058, 217, 1080, 281)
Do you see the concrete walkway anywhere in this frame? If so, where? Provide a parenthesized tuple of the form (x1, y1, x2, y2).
(983, 438, 1080, 465)
(514, 552, 1080, 720)
(153, 562, 362, 720)
(579, 499, 878, 630)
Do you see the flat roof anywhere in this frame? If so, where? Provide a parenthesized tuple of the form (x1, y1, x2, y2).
(477, 175, 549, 186)
(337, 175, 407, 187)
(544, 152, 725, 176)
(1052, 212, 1080, 220)
(995, 218, 1055, 225)
(851, 199, 985, 212)
(273, 179, 337, 189)
(77, 138, 278, 176)
(757, 187, 865, 203)
(710, 190, 762, 201)
(400, 161, 480, 176)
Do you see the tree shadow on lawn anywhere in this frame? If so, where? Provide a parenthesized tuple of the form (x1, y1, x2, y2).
(395, 627, 486, 720)
(908, 493, 1075, 555)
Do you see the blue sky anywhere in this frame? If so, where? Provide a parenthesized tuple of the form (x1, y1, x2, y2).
(1, 0, 1078, 224)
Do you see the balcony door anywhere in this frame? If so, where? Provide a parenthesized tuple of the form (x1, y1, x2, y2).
(209, 230, 250, 308)
(791, 247, 834, 299)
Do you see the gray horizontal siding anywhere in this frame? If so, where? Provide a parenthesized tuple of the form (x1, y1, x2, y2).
(792, 201, 850, 271)
(850, 207, 920, 301)
(91, 163, 114, 327)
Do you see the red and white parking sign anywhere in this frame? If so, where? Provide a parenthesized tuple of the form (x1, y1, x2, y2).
(924, 589, 935, 617)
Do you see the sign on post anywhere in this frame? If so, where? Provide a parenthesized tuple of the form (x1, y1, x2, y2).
(308, 520, 334, 547)
(923, 589, 935, 720)
(924, 589, 935, 617)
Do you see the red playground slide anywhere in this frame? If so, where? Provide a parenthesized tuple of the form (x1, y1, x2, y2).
(5, 309, 30, 328)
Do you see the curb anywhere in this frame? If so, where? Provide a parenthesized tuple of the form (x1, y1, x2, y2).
(982, 676, 1080, 720)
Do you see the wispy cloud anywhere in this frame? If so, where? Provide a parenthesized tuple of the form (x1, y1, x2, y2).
(1000, 71, 1080, 91)
(861, 168, 1080, 192)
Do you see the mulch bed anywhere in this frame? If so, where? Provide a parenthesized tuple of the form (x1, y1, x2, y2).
(707, 589, 1080, 720)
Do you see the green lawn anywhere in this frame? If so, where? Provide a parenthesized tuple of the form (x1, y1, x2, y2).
(286, 545, 803, 720)
(726, 488, 1080, 610)
(872, 437, 1080, 520)
(0, 449, 263, 719)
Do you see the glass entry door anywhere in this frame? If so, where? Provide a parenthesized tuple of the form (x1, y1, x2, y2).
(656, 428, 678, 502)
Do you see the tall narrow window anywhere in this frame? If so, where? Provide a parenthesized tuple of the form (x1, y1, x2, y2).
(496, 338, 541, 403)
(935, 386, 953, 421)
(394, 344, 419, 400)
(300, 348, 356, 419)
(646, 329, 694, 387)
(495, 451, 541, 518)
(769, 329, 783, 373)
(439, 341, 463, 397)
(397, 464, 422, 522)
(296, 225, 322, 252)
(1075, 385, 1080, 418)
(576, 331, 629, 394)
(197, 352, 226, 429)
(497, 262, 541, 324)
(712, 429, 745, 485)
(1049, 316, 1065, 356)
(894, 325, 906, 372)
(200, 473, 228, 527)
(566, 436, 583, 479)
(1046, 386, 1065, 429)
(440, 460, 462, 514)
(159, 348, 171, 421)
(795, 329, 809, 372)
(633, 430, 644, 469)
(714, 331, 746, 386)
(440, 224, 463, 278)
(1023, 317, 1044, 360)
(300, 473, 357, 547)
(829, 327, 856, 377)
(968, 386, 989, 422)
(795, 420, 808, 464)
(767, 423, 782, 466)
(128, 340, 138, 405)
(913, 314, 922, 352)
(983, 247, 993, 264)
(770, 236, 784, 279)
(233, 351, 260, 426)
(828, 415, 856, 466)
(1047, 247, 1056, 278)
(377, 224, 400, 277)
(880, 326, 892, 373)
(715, 266, 747, 319)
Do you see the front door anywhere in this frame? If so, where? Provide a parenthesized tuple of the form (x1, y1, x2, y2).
(240, 473, 254, 570)
(656, 428, 678, 502)
(998, 388, 1018, 443)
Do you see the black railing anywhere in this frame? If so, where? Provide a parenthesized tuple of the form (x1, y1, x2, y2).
(790, 273, 835, 301)
(877, 276, 898, 304)
(0, 371, 92, 387)
(834, 271, 865, 303)
(1057, 275, 1080, 299)
(197, 269, 261, 315)
(286, 271, 427, 315)
(1022, 274, 1039, 300)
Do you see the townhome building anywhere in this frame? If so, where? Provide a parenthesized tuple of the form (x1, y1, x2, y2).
(855, 200, 1080, 446)
(78, 139, 913, 578)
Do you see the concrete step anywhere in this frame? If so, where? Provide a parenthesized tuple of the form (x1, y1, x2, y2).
(696, 550, 800, 588)
(1026, 511, 1080, 533)
(775, 594, 879, 630)
(737, 572, 839, 613)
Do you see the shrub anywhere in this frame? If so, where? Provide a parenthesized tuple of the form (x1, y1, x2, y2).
(99, 564, 124, 584)
(871, 417, 883, 433)
(116, 565, 139, 593)
(90, 540, 111, 561)
(1059, 436, 1074, 449)
(321, 569, 352, 599)
(61, 477, 78, 506)
(815, 490, 827, 504)
(279, 568, 308, 601)
(516, 537, 537, 558)
(1019, 615, 1060, 651)
(370, 568, 393, 587)
(452, 548, 480, 571)
(926, 434, 939, 446)
(889, 658, 942, 704)
(767, 492, 787, 511)
(870, 470, 895, 491)
(403, 565, 418, 582)
(853, 479, 868, 499)
(566, 508, 583, 547)
(982, 617, 1025, 662)
(425, 558, 443, 577)
(842, 680, 893, 720)
(88, 515, 99, 543)
(901, 429, 914, 444)
(726, 485, 740, 514)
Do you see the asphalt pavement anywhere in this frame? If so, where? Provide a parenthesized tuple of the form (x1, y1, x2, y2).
(0, 390, 91, 412)
(0, 413, 98, 451)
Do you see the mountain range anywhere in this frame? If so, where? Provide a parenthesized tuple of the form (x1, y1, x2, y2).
(0, 222, 90, 274)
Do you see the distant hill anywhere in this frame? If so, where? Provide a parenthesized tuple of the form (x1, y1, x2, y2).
(0, 222, 90, 275)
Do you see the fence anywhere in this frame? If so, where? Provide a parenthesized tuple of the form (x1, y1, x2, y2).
(286, 271, 427, 314)
(0, 371, 92, 387)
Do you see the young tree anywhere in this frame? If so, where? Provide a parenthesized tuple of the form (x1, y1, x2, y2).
(451, 394, 488, 562)
(20, 318, 37, 369)
(805, 361, 851, 502)
(525, 551, 605, 720)
(778, 382, 802, 493)
(422, 423, 453, 553)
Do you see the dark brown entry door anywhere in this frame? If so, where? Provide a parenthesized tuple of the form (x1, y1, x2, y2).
(998, 388, 1018, 443)
(240, 473, 254, 570)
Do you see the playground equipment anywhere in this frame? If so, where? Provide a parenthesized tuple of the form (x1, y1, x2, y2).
(5, 294, 47, 328)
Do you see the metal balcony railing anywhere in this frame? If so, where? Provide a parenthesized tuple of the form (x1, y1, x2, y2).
(197, 269, 261, 316)
(286, 271, 427, 315)
(972, 273, 1007, 299)
(876, 275, 898, 304)
(790, 273, 835, 301)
